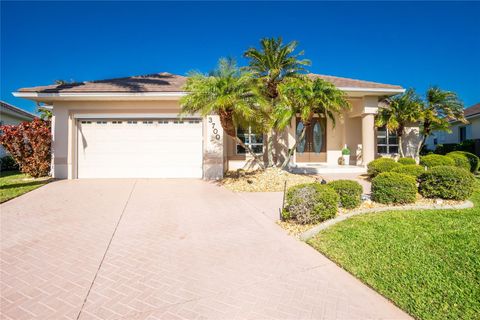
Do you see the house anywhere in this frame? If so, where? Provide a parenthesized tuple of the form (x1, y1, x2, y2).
(13, 72, 413, 179)
(0, 100, 36, 157)
(425, 103, 480, 153)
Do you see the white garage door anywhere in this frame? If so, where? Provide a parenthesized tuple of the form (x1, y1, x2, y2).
(77, 119, 203, 178)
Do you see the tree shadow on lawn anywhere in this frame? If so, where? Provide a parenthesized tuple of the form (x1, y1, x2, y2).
(1, 179, 50, 190)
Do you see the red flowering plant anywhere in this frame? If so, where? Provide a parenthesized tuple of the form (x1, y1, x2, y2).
(0, 118, 52, 178)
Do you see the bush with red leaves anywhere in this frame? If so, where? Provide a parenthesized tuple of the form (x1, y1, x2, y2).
(0, 118, 52, 177)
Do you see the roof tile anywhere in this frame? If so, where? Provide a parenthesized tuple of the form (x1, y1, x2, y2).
(18, 72, 403, 93)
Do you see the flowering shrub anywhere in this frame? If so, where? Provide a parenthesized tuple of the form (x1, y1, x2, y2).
(0, 118, 51, 177)
(282, 183, 338, 224)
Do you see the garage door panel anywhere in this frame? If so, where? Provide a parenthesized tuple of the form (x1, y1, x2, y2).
(77, 119, 203, 178)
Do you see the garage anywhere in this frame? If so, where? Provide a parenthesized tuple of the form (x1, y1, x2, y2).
(77, 118, 203, 178)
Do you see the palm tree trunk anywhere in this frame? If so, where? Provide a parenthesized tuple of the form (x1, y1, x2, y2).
(398, 135, 404, 158)
(415, 134, 427, 161)
(281, 125, 307, 169)
(266, 131, 274, 167)
(234, 136, 265, 170)
(218, 109, 265, 169)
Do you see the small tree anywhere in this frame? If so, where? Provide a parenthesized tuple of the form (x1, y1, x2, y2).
(244, 37, 311, 167)
(376, 89, 423, 158)
(276, 76, 350, 168)
(181, 58, 266, 168)
(38, 106, 53, 120)
(416, 87, 465, 157)
(0, 118, 52, 177)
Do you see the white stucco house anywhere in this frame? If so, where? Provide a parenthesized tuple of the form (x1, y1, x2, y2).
(0, 100, 36, 157)
(13, 72, 415, 179)
(425, 103, 480, 153)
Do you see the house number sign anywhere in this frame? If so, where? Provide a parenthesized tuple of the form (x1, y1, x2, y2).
(208, 116, 221, 140)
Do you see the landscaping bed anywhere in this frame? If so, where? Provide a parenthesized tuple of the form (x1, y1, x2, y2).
(274, 153, 480, 319)
(221, 167, 316, 192)
(0, 171, 50, 203)
(278, 195, 467, 238)
(307, 179, 480, 320)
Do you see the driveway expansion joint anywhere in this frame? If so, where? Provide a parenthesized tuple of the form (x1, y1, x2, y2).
(76, 180, 137, 320)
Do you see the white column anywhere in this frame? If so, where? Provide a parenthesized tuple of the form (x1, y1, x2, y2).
(361, 96, 379, 166)
(361, 113, 376, 165)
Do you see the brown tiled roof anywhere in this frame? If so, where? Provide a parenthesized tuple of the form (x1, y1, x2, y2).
(18, 73, 187, 93)
(17, 72, 403, 93)
(464, 103, 480, 118)
(1, 100, 36, 119)
(307, 74, 403, 89)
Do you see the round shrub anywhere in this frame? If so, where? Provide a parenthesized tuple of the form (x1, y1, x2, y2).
(283, 183, 339, 224)
(446, 152, 471, 172)
(397, 157, 416, 165)
(419, 166, 476, 200)
(371, 172, 417, 204)
(447, 151, 479, 173)
(367, 158, 402, 177)
(328, 180, 363, 209)
(420, 154, 455, 168)
(391, 164, 426, 180)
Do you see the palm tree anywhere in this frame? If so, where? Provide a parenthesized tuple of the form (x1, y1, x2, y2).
(376, 89, 423, 158)
(276, 76, 350, 169)
(416, 86, 465, 156)
(180, 58, 265, 168)
(244, 37, 311, 166)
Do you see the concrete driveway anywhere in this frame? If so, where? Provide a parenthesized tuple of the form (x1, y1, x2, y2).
(1, 179, 409, 319)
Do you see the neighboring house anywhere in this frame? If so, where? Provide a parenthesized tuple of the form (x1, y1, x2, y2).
(13, 72, 414, 179)
(425, 103, 480, 151)
(0, 100, 36, 157)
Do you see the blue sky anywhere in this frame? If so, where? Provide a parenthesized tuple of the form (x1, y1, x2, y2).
(1, 1, 479, 113)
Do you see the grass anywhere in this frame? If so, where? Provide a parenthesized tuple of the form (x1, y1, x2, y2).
(0, 171, 50, 203)
(308, 179, 480, 320)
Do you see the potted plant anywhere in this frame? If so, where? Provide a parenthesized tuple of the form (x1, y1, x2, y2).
(342, 145, 350, 165)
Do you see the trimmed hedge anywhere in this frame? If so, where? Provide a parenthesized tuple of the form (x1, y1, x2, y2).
(447, 151, 479, 173)
(398, 157, 416, 165)
(371, 172, 417, 204)
(367, 158, 402, 177)
(446, 152, 471, 172)
(420, 154, 455, 168)
(283, 183, 338, 224)
(419, 166, 476, 200)
(328, 180, 363, 209)
(391, 164, 426, 180)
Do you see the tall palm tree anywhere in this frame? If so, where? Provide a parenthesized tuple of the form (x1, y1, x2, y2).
(244, 37, 311, 166)
(276, 76, 350, 169)
(376, 89, 423, 158)
(180, 58, 265, 168)
(416, 86, 465, 156)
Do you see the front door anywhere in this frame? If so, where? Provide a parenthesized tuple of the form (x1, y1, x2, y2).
(295, 117, 327, 162)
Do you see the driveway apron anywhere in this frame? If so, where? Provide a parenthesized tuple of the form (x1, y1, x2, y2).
(1, 179, 410, 319)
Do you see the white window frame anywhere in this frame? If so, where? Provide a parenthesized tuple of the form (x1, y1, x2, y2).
(236, 126, 264, 155)
(377, 127, 399, 155)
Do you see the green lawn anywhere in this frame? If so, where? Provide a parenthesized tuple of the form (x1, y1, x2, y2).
(0, 171, 50, 203)
(308, 179, 480, 320)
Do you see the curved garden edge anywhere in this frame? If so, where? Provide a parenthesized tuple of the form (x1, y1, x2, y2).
(299, 200, 474, 241)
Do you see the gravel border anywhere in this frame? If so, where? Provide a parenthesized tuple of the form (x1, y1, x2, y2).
(299, 200, 474, 241)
